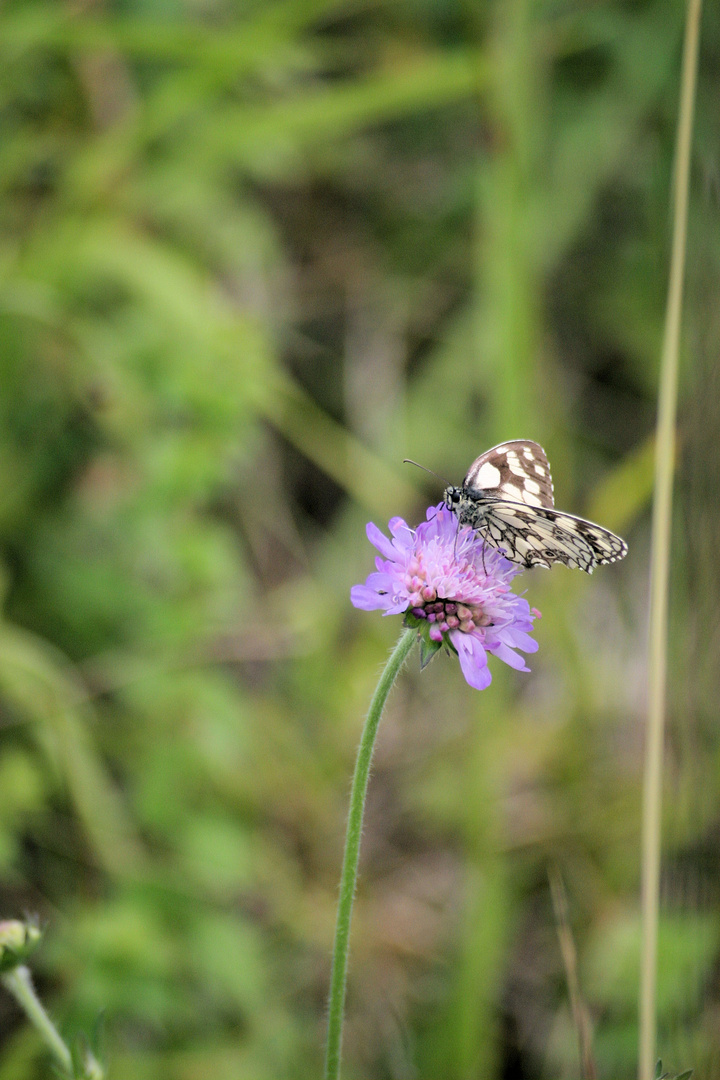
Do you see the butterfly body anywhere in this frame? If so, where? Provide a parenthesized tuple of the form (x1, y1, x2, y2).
(443, 441, 627, 573)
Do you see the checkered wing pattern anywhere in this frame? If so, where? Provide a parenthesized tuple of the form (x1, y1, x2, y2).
(444, 441, 628, 573)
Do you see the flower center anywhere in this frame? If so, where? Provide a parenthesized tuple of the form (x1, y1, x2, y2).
(403, 550, 493, 639)
(410, 597, 492, 639)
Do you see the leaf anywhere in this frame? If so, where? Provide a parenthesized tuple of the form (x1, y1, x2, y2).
(419, 633, 442, 670)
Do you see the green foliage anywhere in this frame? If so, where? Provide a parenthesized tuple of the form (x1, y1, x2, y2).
(0, 0, 716, 1077)
(657, 1061, 694, 1080)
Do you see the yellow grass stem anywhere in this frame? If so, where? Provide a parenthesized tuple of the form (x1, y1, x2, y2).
(638, 2, 703, 1078)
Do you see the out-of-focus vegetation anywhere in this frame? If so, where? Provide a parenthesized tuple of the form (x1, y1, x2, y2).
(0, 1, 718, 1077)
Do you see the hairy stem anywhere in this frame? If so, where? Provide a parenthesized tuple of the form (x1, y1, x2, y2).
(1, 965, 73, 1074)
(324, 627, 416, 1080)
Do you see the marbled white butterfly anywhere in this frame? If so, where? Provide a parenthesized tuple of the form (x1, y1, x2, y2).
(442, 441, 628, 573)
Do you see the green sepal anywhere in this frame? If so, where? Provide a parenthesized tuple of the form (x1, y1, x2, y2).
(403, 610, 423, 630)
(419, 632, 442, 669)
(403, 612, 442, 669)
(0, 918, 42, 973)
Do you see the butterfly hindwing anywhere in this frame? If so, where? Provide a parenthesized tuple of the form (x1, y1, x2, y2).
(465, 499, 626, 572)
(444, 441, 628, 573)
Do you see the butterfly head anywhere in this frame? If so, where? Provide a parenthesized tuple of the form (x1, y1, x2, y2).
(443, 484, 462, 511)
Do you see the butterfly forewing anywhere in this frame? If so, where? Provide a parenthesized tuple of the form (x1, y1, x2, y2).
(444, 440, 628, 574)
(463, 440, 555, 509)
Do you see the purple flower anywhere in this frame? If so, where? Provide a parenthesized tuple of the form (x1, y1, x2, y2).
(351, 504, 540, 691)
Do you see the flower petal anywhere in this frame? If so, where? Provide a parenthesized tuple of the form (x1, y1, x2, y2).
(496, 622, 539, 652)
(451, 631, 492, 690)
(364, 571, 396, 593)
(388, 517, 414, 547)
(497, 627, 539, 654)
(384, 598, 410, 616)
(350, 585, 390, 611)
(366, 521, 399, 561)
(489, 641, 530, 672)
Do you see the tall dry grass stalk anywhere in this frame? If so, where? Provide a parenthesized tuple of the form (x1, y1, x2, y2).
(638, 1, 703, 1077)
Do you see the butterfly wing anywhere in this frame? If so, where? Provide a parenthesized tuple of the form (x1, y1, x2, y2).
(463, 440, 555, 509)
(475, 500, 628, 573)
(450, 440, 627, 572)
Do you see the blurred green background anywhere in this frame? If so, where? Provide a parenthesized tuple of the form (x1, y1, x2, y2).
(0, 0, 718, 1077)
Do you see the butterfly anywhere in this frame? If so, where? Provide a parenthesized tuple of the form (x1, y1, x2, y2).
(442, 440, 628, 573)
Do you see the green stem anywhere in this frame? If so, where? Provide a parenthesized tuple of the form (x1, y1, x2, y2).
(1, 965, 73, 1074)
(638, 2, 702, 1079)
(324, 627, 416, 1080)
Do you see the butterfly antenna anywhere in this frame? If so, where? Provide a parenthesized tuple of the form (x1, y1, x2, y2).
(402, 459, 451, 486)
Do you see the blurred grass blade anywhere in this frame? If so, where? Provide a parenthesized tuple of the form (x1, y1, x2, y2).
(549, 867, 597, 1080)
(0, 622, 145, 878)
(587, 433, 656, 534)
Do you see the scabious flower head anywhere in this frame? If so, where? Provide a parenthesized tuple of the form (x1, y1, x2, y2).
(351, 504, 539, 690)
